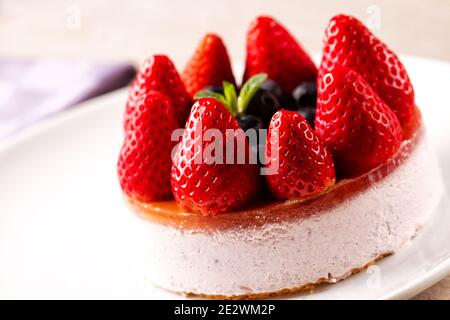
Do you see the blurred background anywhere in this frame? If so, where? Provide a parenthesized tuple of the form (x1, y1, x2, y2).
(1, 0, 450, 66)
(0, 0, 449, 299)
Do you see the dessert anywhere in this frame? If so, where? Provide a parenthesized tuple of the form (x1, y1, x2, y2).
(118, 15, 444, 298)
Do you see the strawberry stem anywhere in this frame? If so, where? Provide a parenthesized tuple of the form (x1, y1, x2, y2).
(237, 73, 267, 115)
(194, 73, 268, 117)
(223, 81, 238, 116)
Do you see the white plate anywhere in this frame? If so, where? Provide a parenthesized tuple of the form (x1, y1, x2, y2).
(0, 56, 449, 300)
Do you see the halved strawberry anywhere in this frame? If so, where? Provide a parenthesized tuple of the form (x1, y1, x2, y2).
(319, 14, 415, 134)
(243, 16, 317, 94)
(266, 110, 335, 200)
(315, 66, 403, 176)
(118, 91, 178, 202)
(171, 98, 260, 215)
(124, 55, 192, 128)
(182, 33, 236, 97)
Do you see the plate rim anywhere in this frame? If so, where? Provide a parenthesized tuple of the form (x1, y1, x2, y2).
(380, 255, 450, 299)
(0, 88, 128, 155)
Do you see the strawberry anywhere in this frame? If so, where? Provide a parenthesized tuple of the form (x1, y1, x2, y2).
(118, 91, 178, 202)
(182, 33, 236, 97)
(319, 14, 415, 134)
(171, 98, 260, 215)
(265, 110, 335, 200)
(243, 16, 317, 94)
(315, 66, 403, 176)
(124, 55, 192, 129)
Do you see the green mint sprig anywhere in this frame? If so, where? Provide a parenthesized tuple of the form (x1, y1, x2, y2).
(194, 73, 268, 116)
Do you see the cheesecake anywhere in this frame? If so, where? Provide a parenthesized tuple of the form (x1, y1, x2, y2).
(117, 14, 445, 299)
(128, 125, 443, 298)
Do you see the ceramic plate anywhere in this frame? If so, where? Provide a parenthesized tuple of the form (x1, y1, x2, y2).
(0, 56, 449, 299)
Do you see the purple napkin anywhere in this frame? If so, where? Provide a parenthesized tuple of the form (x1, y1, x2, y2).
(0, 59, 136, 139)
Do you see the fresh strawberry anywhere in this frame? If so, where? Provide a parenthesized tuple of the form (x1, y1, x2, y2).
(182, 33, 236, 97)
(315, 66, 403, 176)
(118, 91, 178, 202)
(171, 98, 260, 215)
(265, 110, 335, 200)
(319, 14, 415, 134)
(124, 55, 192, 129)
(243, 16, 317, 94)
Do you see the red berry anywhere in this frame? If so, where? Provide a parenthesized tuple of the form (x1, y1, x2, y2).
(182, 33, 236, 97)
(118, 91, 178, 202)
(319, 14, 415, 134)
(266, 110, 335, 200)
(243, 16, 317, 94)
(171, 98, 260, 215)
(124, 55, 192, 128)
(315, 66, 403, 176)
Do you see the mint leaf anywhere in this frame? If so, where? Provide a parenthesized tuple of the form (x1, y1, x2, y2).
(223, 81, 238, 116)
(237, 73, 268, 114)
(194, 90, 228, 107)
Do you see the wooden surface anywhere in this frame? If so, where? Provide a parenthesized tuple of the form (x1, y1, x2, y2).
(0, 0, 449, 299)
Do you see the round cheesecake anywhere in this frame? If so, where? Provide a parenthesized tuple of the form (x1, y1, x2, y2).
(126, 128, 445, 299)
(117, 13, 443, 300)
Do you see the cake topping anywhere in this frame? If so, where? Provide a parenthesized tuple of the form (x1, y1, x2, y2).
(201, 85, 224, 95)
(182, 33, 236, 98)
(118, 14, 418, 214)
(292, 81, 318, 128)
(266, 110, 336, 199)
(195, 74, 270, 164)
(243, 16, 317, 94)
(315, 66, 403, 176)
(319, 14, 415, 135)
(235, 114, 265, 131)
(118, 91, 178, 202)
(124, 55, 192, 128)
(195, 73, 268, 120)
(245, 79, 283, 126)
(171, 98, 261, 215)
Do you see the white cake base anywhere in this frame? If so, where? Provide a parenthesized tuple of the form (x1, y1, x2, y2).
(137, 134, 444, 298)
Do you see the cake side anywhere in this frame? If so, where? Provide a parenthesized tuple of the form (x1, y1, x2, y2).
(136, 133, 444, 298)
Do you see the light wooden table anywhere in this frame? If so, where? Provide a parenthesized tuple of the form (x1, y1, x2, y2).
(0, 0, 448, 299)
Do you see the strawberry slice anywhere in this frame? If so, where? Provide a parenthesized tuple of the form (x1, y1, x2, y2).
(266, 110, 335, 200)
(243, 16, 317, 94)
(182, 33, 236, 97)
(171, 98, 260, 215)
(319, 14, 415, 134)
(118, 91, 178, 202)
(124, 55, 192, 128)
(315, 66, 403, 176)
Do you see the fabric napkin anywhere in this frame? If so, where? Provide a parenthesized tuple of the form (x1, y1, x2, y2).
(0, 59, 136, 140)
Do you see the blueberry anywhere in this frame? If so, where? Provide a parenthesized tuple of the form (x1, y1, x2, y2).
(245, 80, 282, 125)
(236, 114, 264, 131)
(236, 114, 265, 164)
(292, 81, 317, 108)
(202, 85, 224, 94)
(260, 79, 283, 100)
(281, 99, 298, 111)
(297, 106, 316, 128)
